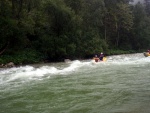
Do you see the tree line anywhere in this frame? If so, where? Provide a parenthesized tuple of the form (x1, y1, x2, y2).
(0, 0, 150, 64)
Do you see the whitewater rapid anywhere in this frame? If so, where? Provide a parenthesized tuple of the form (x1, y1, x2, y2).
(0, 53, 150, 86)
(1, 53, 150, 113)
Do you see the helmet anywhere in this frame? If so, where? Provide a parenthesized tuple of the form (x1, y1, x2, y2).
(101, 52, 103, 54)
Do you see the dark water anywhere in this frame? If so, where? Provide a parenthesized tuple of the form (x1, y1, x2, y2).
(0, 53, 150, 113)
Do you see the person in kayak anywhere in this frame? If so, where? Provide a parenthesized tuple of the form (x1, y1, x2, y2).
(99, 52, 104, 61)
(93, 55, 99, 62)
(147, 50, 150, 54)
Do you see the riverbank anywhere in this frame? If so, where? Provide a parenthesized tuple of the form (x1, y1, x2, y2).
(0, 49, 142, 68)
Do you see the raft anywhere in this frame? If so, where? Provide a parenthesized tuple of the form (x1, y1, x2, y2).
(93, 57, 107, 62)
(103, 57, 107, 61)
(143, 52, 150, 57)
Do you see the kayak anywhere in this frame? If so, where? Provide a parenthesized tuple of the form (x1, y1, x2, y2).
(103, 57, 107, 61)
(143, 52, 150, 57)
(93, 57, 107, 62)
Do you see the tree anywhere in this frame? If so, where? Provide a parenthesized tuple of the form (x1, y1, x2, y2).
(131, 3, 150, 50)
(103, 1, 133, 48)
(145, 0, 150, 16)
(115, 2, 133, 47)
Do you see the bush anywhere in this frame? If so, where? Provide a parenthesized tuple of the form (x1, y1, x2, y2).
(107, 49, 136, 55)
(0, 49, 44, 65)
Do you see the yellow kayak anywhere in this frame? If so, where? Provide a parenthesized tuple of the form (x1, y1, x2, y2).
(93, 57, 107, 62)
(143, 52, 150, 57)
(103, 57, 107, 61)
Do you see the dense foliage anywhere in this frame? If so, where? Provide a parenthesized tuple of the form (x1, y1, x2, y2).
(0, 0, 150, 64)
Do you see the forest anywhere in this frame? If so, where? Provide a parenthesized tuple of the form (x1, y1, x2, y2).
(0, 0, 150, 64)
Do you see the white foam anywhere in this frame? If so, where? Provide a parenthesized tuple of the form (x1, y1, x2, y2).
(0, 60, 91, 84)
(0, 53, 150, 85)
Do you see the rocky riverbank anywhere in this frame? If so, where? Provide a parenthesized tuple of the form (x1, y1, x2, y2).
(0, 62, 15, 68)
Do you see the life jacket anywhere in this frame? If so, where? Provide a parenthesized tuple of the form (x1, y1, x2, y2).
(94, 57, 99, 62)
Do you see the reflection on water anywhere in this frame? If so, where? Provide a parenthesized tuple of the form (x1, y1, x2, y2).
(0, 53, 150, 113)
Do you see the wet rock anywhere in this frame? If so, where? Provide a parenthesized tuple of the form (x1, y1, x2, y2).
(64, 59, 71, 63)
(5, 62, 15, 68)
(0, 64, 4, 68)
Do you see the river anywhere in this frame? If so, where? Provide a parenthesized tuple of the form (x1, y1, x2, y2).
(0, 53, 150, 113)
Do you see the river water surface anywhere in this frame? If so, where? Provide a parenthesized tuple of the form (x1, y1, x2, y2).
(0, 53, 150, 113)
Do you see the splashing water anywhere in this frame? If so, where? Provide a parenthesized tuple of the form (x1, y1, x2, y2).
(0, 53, 150, 85)
(1, 53, 150, 113)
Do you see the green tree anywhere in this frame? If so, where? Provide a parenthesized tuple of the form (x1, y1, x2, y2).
(115, 2, 133, 47)
(41, 0, 79, 60)
(132, 3, 150, 50)
(145, 0, 150, 16)
(103, 1, 133, 49)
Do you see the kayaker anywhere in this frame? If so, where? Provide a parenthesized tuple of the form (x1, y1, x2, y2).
(147, 50, 150, 54)
(99, 52, 104, 61)
(93, 55, 99, 62)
